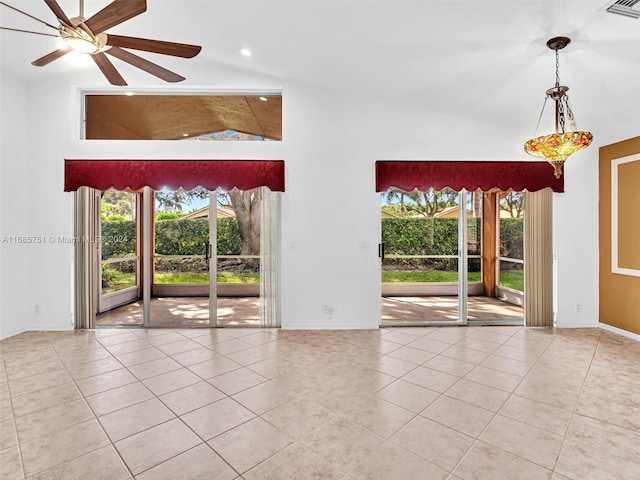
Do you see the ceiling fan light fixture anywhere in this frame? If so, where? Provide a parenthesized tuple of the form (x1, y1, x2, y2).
(60, 27, 99, 54)
(524, 36, 593, 178)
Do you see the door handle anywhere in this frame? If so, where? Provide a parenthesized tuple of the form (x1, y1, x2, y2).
(378, 243, 385, 261)
(205, 242, 211, 261)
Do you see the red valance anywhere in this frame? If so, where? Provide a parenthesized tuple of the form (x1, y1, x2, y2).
(376, 161, 564, 193)
(64, 160, 285, 192)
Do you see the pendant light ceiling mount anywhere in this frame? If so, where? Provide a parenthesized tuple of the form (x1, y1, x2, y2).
(524, 36, 593, 178)
(546, 36, 571, 51)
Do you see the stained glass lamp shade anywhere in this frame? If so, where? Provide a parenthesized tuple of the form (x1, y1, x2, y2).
(524, 37, 592, 178)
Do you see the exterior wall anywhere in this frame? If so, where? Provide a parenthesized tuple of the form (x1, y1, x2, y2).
(599, 136, 640, 336)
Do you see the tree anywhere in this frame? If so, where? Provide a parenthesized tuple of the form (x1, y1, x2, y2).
(499, 191, 524, 218)
(382, 188, 408, 216)
(154, 187, 261, 256)
(382, 187, 458, 217)
(154, 187, 208, 213)
(217, 188, 261, 255)
(101, 189, 135, 220)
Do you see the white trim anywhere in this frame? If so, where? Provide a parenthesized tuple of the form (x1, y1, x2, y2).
(283, 323, 376, 330)
(599, 322, 640, 343)
(209, 190, 217, 327)
(80, 87, 283, 96)
(1, 325, 75, 341)
(555, 323, 598, 329)
(0, 325, 29, 340)
(142, 188, 152, 326)
(611, 153, 640, 277)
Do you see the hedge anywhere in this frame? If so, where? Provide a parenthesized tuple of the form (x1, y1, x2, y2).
(382, 217, 481, 271)
(102, 216, 523, 273)
(101, 217, 242, 260)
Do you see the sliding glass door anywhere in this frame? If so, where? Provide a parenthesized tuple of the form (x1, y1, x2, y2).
(148, 187, 262, 327)
(381, 187, 463, 325)
(94, 186, 271, 328)
(97, 188, 143, 325)
(151, 188, 214, 326)
(381, 187, 525, 326)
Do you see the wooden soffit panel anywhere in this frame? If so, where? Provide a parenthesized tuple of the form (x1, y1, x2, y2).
(85, 95, 282, 140)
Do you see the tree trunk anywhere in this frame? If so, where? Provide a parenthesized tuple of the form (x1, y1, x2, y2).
(228, 188, 262, 255)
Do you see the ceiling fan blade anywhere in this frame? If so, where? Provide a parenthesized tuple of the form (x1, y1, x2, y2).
(84, 0, 146, 35)
(0, 2, 59, 30)
(106, 46, 185, 83)
(92, 52, 127, 86)
(43, 0, 72, 26)
(106, 34, 201, 58)
(32, 47, 71, 66)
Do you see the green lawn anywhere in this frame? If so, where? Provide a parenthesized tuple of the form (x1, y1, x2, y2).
(498, 270, 524, 291)
(102, 270, 260, 293)
(102, 271, 136, 294)
(104, 269, 523, 293)
(382, 269, 524, 292)
(154, 271, 260, 284)
(382, 270, 481, 283)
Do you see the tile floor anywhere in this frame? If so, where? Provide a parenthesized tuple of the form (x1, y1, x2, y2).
(1, 325, 639, 479)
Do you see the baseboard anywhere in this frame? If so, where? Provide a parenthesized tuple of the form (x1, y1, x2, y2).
(0, 325, 29, 341)
(282, 323, 377, 330)
(28, 324, 74, 332)
(599, 322, 640, 343)
(1, 324, 74, 340)
(554, 323, 599, 328)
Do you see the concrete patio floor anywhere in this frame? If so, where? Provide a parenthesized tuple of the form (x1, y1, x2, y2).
(97, 296, 522, 327)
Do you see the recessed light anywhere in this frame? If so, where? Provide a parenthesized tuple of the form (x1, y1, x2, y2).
(125, 91, 134, 96)
(182, 133, 189, 137)
(239, 48, 252, 57)
(259, 96, 268, 102)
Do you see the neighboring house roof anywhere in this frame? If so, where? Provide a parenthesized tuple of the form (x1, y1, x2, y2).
(381, 208, 401, 218)
(433, 206, 473, 218)
(181, 206, 236, 219)
(499, 209, 524, 218)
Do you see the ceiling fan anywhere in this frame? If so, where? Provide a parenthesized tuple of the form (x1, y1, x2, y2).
(0, 0, 201, 85)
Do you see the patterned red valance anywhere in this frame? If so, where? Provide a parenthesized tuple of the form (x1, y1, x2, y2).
(64, 159, 285, 192)
(375, 161, 564, 193)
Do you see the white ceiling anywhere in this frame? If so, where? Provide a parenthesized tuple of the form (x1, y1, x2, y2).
(2, 0, 639, 142)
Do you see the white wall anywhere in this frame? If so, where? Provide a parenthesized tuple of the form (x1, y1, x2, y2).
(0, 65, 601, 337)
(553, 147, 600, 328)
(0, 71, 31, 339)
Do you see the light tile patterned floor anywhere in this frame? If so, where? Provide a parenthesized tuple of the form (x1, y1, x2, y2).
(1, 326, 640, 479)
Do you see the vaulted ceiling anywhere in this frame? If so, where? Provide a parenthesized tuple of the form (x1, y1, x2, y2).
(1, 1, 639, 143)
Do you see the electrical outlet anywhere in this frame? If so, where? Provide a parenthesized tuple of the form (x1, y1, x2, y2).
(322, 304, 335, 315)
(34, 305, 40, 314)
(574, 302, 583, 313)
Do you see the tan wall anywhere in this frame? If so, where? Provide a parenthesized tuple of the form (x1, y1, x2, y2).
(599, 136, 640, 335)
